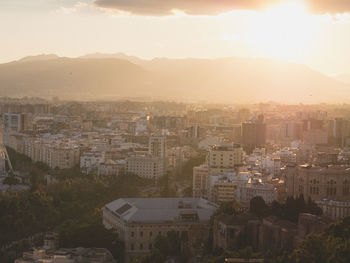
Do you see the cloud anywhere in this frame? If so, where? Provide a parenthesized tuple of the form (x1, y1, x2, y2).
(94, 0, 350, 16)
(56, 6, 77, 14)
(93, 0, 281, 16)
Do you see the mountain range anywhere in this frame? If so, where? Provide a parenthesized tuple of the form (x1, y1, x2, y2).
(0, 53, 349, 103)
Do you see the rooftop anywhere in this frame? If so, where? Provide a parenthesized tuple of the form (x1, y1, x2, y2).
(104, 198, 218, 224)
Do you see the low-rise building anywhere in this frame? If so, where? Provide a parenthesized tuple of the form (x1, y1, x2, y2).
(239, 178, 277, 205)
(15, 247, 116, 263)
(98, 159, 125, 176)
(315, 199, 350, 220)
(102, 198, 217, 262)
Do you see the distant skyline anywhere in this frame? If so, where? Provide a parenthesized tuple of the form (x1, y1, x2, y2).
(1, 0, 350, 75)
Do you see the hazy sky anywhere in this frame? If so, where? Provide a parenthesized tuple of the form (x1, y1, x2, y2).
(1, 0, 350, 75)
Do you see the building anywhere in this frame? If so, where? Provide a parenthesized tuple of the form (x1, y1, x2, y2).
(192, 164, 209, 198)
(80, 151, 104, 174)
(211, 180, 237, 204)
(285, 164, 350, 201)
(315, 199, 350, 220)
(208, 143, 243, 174)
(257, 216, 297, 253)
(98, 159, 125, 176)
(3, 113, 29, 133)
(242, 116, 266, 154)
(4, 133, 80, 169)
(15, 248, 116, 263)
(126, 155, 164, 179)
(238, 178, 277, 205)
(328, 118, 350, 146)
(213, 214, 257, 250)
(148, 135, 166, 158)
(102, 198, 217, 262)
(261, 157, 281, 177)
(280, 121, 302, 141)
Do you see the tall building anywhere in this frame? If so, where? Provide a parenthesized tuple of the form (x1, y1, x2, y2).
(241, 115, 266, 154)
(328, 118, 350, 147)
(208, 143, 243, 174)
(148, 135, 166, 158)
(280, 121, 302, 141)
(192, 164, 209, 198)
(3, 113, 28, 133)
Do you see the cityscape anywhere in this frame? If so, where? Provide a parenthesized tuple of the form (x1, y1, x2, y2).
(1, 0, 350, 263)
(0, 99, 349, 262)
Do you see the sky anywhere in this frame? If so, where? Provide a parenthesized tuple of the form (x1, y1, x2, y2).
(1, 0, 350, 76)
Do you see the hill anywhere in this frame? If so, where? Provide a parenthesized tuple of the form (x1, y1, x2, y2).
(335, 73, 350, 84)
(0, 54, 349, 103)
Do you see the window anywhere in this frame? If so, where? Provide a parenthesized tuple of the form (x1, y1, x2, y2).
(149, 243, 153, 250)
(140, 243, 143, 250)
(131, 232, 134, 237)
(140, 231, 143, 237)
(131, 244, 134, 250)
(150, 231, 153, 237)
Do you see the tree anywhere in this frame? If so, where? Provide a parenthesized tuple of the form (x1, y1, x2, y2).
(250, 196, 267, 217)
(277, 216, 350, 263)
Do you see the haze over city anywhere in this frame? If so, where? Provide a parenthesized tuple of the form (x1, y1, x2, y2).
(2, 1, 350, 263)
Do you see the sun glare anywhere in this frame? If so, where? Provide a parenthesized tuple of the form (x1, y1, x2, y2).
(245, 1, 315, 61)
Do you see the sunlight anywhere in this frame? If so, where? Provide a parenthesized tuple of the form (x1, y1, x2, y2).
(246, 1, 315, 61)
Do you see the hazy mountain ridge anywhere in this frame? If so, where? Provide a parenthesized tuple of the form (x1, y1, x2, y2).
(0, 54, 349, 103)
(335, 73, 350, 84)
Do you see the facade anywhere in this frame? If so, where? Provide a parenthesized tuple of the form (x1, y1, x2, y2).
(208, 143, 243, 174)
(328, 118, 350, 146)
(15, 248, 116, 263)
(192, 164, 209, 198)
(239, 178, 277, 205)
(242, 116, 266, 154)
(3, 113, 28, 133)
(126, 155, 164, 179)
(211, 180, 237, 204)
(261, 157, 281, 177)
(5, 132, 80, 169)
(102, 198, 217, 262)
(80, 151, 104, 174)
(148, 135, 166, 158)
(257, 216, 297, 253)
(315, 199, 350, 220)
(285, 164, 350, 201)
(280, 121, 302, 141)
(213, 214, 257, 250)
(98, 159, 125, 176)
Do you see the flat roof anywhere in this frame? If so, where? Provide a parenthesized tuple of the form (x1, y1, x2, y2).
(105, 198, 218, 224)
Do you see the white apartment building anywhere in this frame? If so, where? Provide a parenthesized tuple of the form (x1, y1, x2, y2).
(5, 133, 80, 169)
(126, 155, 164, 179)
(80, 151, 104, 174)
